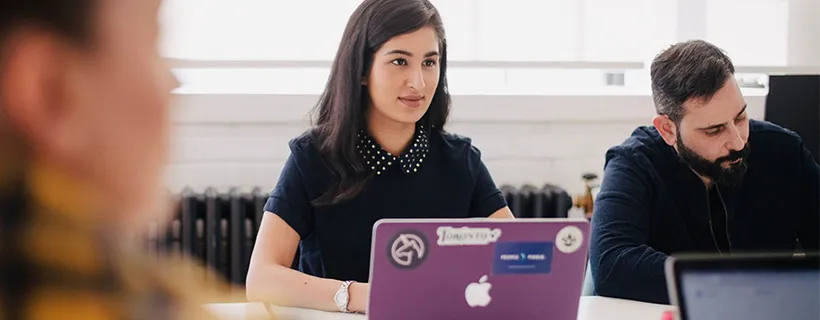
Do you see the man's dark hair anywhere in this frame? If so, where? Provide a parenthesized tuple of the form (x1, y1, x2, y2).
(650, 40, 735, 123)
(310, 0, 450, 206)
(0, 1, 96, 49)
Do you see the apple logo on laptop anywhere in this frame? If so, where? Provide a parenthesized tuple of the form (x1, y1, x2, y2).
(465, 275, 492, 307)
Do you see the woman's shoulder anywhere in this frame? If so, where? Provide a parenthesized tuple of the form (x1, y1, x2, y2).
(284, 130, 326, 168)
(287, 130, 320, 156)
(432, 130, 482, 160)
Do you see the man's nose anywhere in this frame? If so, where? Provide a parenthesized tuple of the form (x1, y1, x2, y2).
(726, 123, 745, 151)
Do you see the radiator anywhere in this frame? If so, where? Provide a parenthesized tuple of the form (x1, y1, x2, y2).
(500, 184, 573, 218)
(145, 184, 573, 285)
(145, 187, 272, 285)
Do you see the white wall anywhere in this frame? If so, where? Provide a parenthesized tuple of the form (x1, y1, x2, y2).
(167, 93, 767, 197)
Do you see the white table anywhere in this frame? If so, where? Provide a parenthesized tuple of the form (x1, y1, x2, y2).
(205, 296, 676, 320)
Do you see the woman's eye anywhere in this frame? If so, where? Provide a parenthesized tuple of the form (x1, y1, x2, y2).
(423, 59, 437, 67)
(391, 59, 408, 66)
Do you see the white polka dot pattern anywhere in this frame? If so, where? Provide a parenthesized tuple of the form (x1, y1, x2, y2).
(357, 125, 429, 175)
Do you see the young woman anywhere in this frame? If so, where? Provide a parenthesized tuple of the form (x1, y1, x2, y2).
(0, 0, 231, 318)
(246, 0, 514, 314)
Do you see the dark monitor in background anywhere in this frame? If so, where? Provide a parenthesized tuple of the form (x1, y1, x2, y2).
(764, 75, 820, 163)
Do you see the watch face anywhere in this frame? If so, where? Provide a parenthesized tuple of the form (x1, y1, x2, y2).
(334, 290, 348, 305)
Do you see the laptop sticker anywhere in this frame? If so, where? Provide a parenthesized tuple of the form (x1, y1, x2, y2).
(387, 230, 429, 269)
(436, 226, 502, 246)
(492, 242, 553, 275)
(464, 275, 492, 307)
(555, 225, 583, 254)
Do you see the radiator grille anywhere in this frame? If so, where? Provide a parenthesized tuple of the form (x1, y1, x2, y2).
(146, 184, 572, 284)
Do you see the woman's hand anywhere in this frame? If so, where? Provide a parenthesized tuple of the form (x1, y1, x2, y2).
(347, 282, 370, 313)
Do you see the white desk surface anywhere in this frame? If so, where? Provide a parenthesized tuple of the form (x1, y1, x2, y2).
(205, 296, 676, 320)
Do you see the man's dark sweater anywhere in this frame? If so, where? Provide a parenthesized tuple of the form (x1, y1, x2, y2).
(589, 119, 820, 304)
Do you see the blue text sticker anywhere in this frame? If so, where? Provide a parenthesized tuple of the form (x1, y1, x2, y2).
(492, 242, 553, 275)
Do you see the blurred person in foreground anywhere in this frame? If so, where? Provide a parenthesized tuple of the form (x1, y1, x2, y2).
(589, 40, 819, 304)
(0, 0, 246, 318)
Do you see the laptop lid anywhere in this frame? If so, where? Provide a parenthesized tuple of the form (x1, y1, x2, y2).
(665, 253, 820, 320)
(366, 218, 590, 320)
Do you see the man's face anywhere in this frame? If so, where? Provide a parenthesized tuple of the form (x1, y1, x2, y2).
(674, 78, 750, 186)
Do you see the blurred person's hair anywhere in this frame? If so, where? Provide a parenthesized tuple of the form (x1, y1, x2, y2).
(310, 0, 451, 206)
(0, 1, 95, 45)
(650, 39, 735, 124)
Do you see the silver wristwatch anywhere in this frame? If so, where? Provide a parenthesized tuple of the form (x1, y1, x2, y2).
(334, 280, 355, 313)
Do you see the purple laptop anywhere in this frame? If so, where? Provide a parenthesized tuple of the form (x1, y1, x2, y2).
(366, 218, 590, 320)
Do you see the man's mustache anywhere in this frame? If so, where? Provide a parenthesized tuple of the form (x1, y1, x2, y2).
(716, 143, 751, 164)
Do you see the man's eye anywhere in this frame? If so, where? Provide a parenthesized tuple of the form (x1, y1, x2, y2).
(706, 129, 722, 136)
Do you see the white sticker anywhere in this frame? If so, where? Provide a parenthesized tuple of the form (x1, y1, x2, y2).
(436, 226, 502, 246)
(555, 225, 584, 254)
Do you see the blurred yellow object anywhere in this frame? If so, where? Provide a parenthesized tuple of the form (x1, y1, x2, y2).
(0, 161, 276, 319)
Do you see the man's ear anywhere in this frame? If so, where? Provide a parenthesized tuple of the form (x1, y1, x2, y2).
(652, 115, 678, 147)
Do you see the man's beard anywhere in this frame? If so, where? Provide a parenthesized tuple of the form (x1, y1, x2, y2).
(676, 131, 751, 187)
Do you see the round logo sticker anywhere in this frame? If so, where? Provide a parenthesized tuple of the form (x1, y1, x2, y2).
(555, 225, 583, 254)
(387, 230, 429, 269)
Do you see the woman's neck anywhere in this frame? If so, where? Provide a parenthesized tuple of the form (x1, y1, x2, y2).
(367, 114, 416, 156)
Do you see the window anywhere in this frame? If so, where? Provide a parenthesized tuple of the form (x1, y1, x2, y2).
(582, 0, 679, 62)
(429, 0, 476, 61)
(473, 0, 582, 61)
(160, 0, 658, 62)
(705, 0, 789, 66)
(162, 0, 803, 95)
(160, 0, 362, 60)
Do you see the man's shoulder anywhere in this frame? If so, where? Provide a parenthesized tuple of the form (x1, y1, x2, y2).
(605, 125, 670, 167)
(749, 119, 805, 147)
(747, 120, 810, 169)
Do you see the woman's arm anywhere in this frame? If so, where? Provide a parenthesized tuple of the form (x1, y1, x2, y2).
(245, 213, 369, 313)
(488, 207, 515, 219)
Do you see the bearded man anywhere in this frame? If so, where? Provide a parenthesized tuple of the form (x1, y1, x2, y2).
(588, 40, 819, 304)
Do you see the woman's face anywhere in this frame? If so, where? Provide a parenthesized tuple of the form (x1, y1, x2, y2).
(366, 26, 441, 127)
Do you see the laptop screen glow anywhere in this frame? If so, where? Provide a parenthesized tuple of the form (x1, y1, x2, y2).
(680, 270, 820, 320)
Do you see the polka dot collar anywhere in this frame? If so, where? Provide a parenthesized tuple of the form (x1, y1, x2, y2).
(357, 124, 429, 176)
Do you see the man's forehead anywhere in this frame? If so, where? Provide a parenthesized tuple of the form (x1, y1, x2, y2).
(682, 81, 745, 122)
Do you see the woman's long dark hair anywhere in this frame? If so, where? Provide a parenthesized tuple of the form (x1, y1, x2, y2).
(310, 0, 451, 206)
